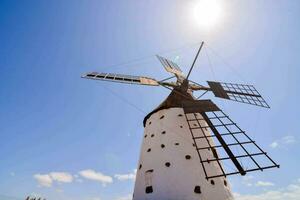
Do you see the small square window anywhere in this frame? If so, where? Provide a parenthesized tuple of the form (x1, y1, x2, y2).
(145, 186, 153, 193)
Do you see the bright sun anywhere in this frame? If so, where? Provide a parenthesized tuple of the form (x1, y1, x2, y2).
(193, 0, 222, 28)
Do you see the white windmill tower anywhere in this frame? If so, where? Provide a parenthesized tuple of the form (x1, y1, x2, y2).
(82, 42, 279, 200)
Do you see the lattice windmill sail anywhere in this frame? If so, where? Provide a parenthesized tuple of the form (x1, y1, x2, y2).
(82, 41, 279, 200)
(207, 81, 270, 108)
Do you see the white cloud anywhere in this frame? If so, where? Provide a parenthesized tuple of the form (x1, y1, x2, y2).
(255, 181, 275, 187)
(270, 135, 297, 148)
(270, 141, 279, 148)
(115, 194, 132, 200)
(79, 169, 113, 185)
(114, 169, 136, 181)
(235, 179, 300, 200)
(34, 174, 53, 187)
(33, 172, 73, 187)
(50, 172, 73, 183)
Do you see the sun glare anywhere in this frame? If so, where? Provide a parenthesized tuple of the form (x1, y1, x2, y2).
(193, 0, 222, 29)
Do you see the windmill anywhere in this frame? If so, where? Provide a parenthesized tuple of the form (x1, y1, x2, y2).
(82, 42, 279, 200)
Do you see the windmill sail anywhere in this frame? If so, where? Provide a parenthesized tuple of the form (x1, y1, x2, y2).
(182, 100, 279, 179)
(156, 55, 184, 77)
(207, 81, 270, 108)
(82, 72, 159, 86)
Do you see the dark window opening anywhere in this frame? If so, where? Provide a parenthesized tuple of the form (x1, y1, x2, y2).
(145, 186, 153, 193)
(224, 180, 227, 186)
(165, 162, 171, 167)
(180, 125, 183, 128)
(161, 131, 166, 134)
(144, 135, 147, 138)
(160, 115, 165, 119)
(161, 144, 165, 148)
(210, 180, 215, 185)
(151, 134, 154, 137)
(175, 143, 179, 146)
(139, 164, 142, 169)
(146, 169, 154, 173)
(194, 186, 201, 194)
(178, 114, 183, 117)
(147, 148, 151, 152)
(185, 155, 191, 160)
(149, 121, 152, 125)
(193, 143, 196, 147)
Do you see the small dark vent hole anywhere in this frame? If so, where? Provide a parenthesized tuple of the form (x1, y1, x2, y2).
(210, 180, 215, 185)
(139, 164, 142, 169)
(224, 180, 227, 186)
(144, 135, 147, 138)
(161, 131, 166, 134)
(178, 114, 183, 117)
(147, 148, 151, 152)
(160, 115, 165, 119)
(194, 186, 201, 194)
(161, 144, 165, 148)
(175, 143, 179, 146)
(180, 125, 183, 128)
(165, 162, 171, 167)
(145, 186, 153, 193)
(185, 155, 191, 160)
(151, 134, 154, 138)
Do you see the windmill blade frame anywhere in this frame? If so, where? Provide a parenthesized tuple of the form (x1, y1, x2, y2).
(207, 81, 270, 108)
(156, 55, 184, 77)
(82, 72, 160, 86)
(182, 99, 279, 180)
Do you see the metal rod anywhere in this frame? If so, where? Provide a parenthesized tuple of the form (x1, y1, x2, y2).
(197, 90, 209, 99)
(186, 41, 205, 79)
(159, 75, 175, 82)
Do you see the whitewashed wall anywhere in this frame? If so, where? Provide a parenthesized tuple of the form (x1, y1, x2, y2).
(133, 107, 234, 200)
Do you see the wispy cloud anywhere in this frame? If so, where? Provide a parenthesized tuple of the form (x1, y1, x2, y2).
(88, 198, 101, 200)
(114, 169, 136, 181)
(235, 178, 300, 200)
(79, 169, 113, 185)
(255, 181, 275, 187)
(33, 172, 73, 187)
(115, 194, 132, 200)
(242, 175, 254, 186)
(270, 135, 297, 148)
(282, 136, 296, 144)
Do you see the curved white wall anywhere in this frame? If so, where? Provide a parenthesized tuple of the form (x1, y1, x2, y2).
(133, 107, 233, 200)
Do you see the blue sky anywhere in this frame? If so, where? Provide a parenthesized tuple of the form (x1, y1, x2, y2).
(0, 0, 300, 199)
